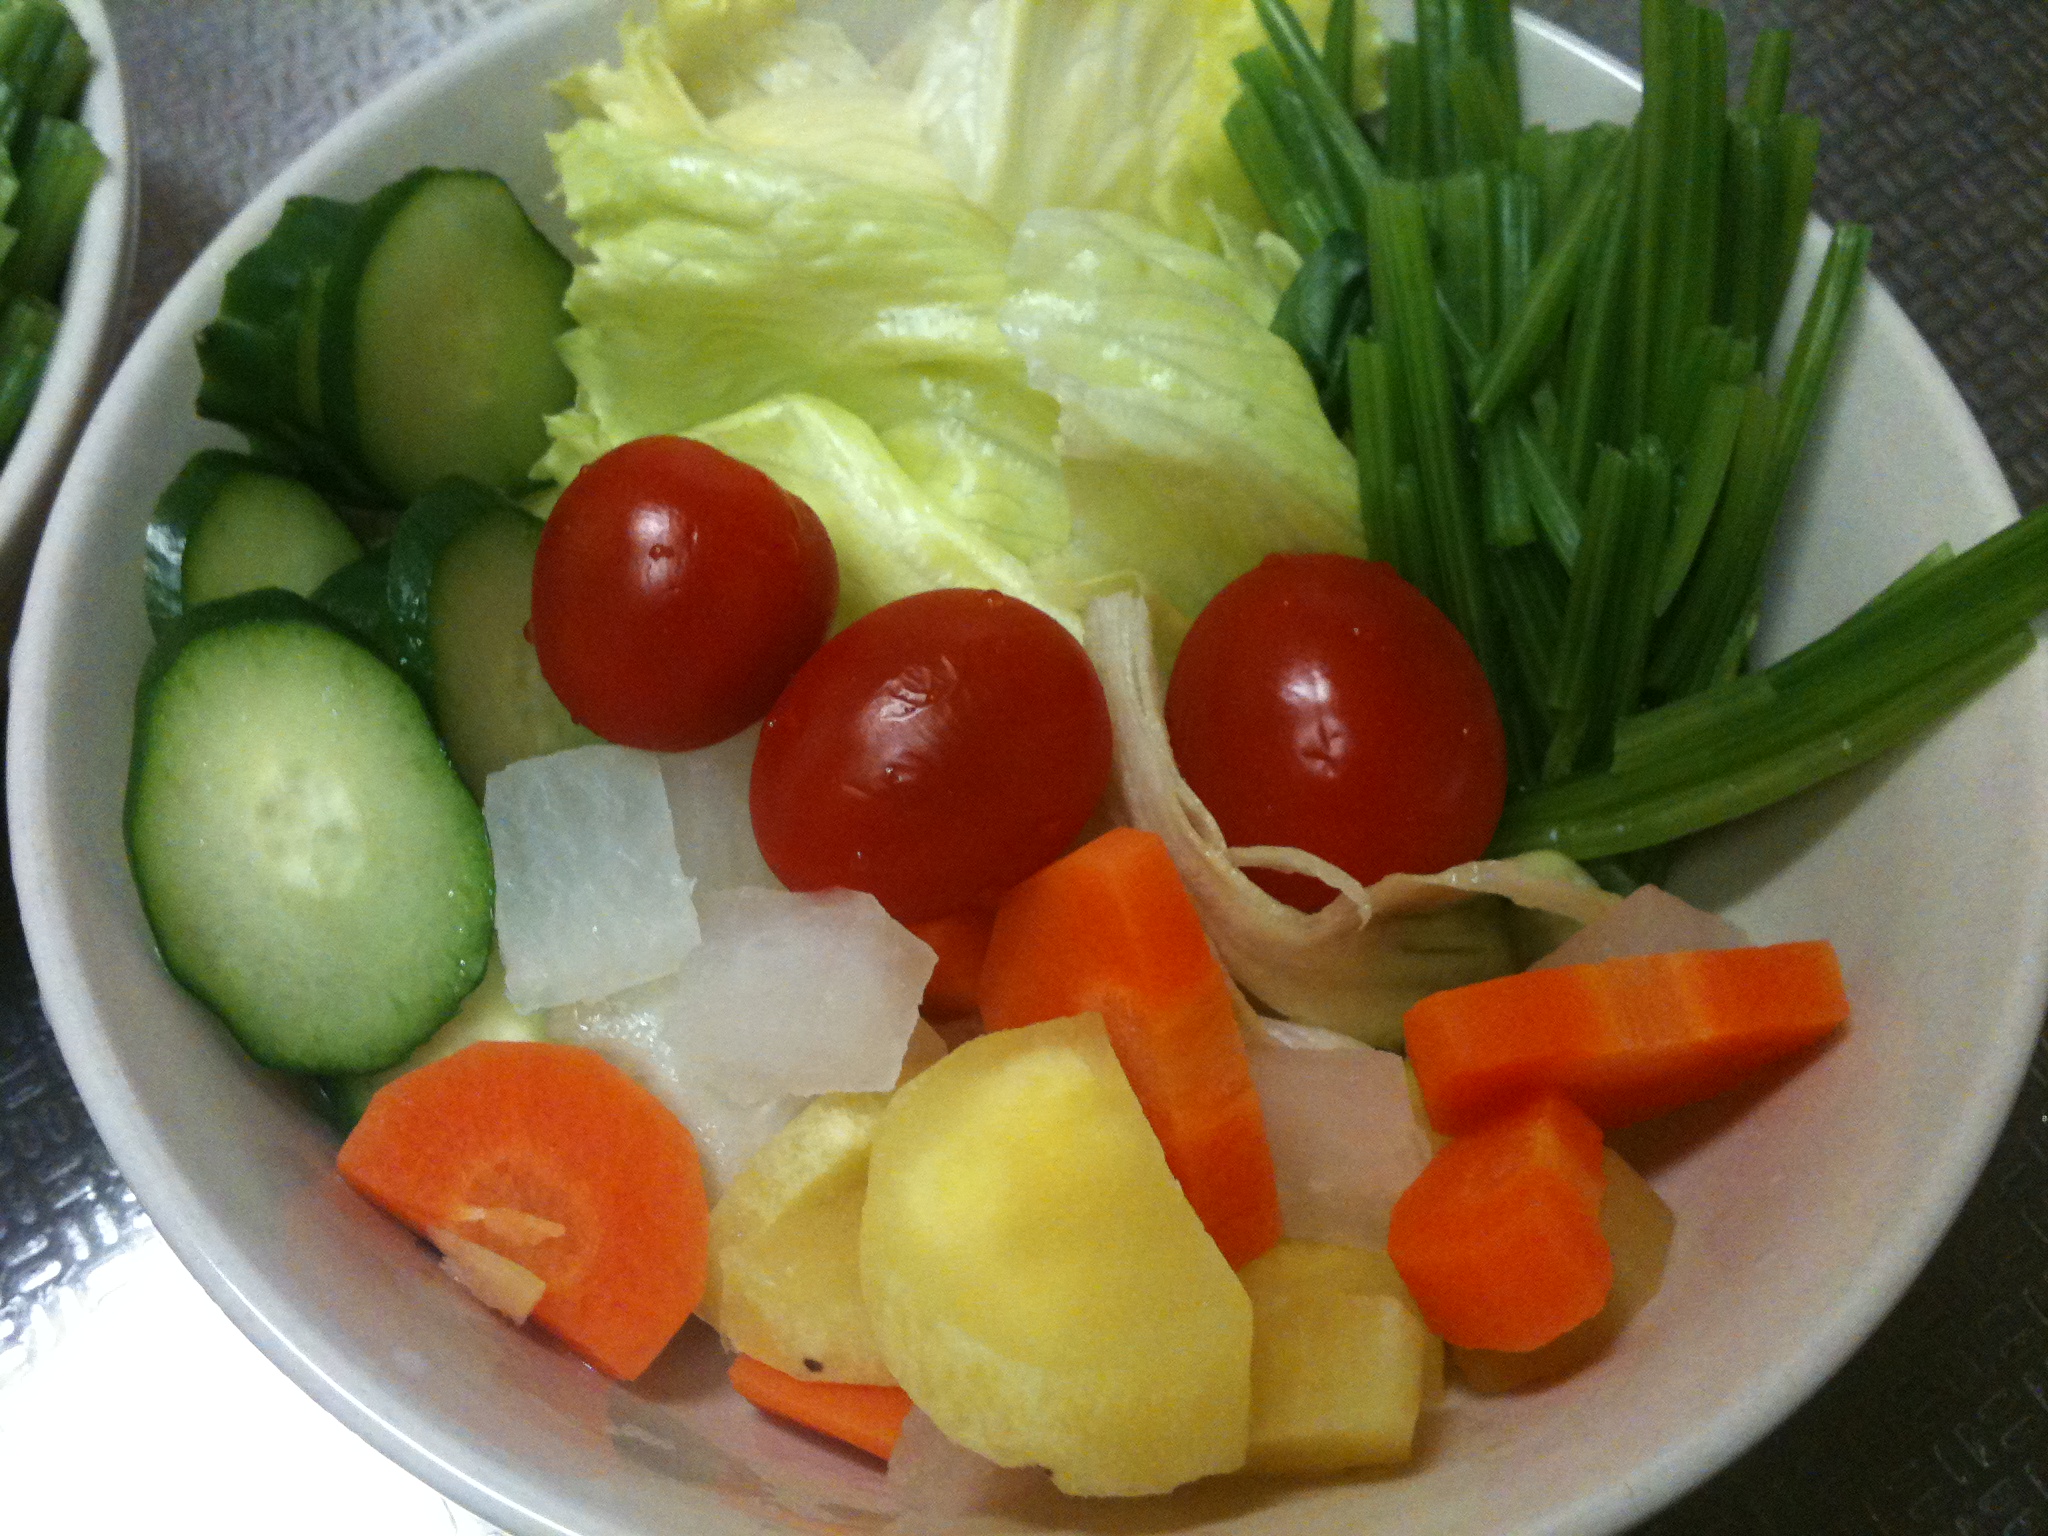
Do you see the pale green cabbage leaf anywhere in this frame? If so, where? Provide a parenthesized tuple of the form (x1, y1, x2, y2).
(1002, 209, 1364, 628)
(544, 21, 1069, 563)
(902, 0, 1380, 253)
(686, 393, 1072, 632)
(543, 7, 1373, 639)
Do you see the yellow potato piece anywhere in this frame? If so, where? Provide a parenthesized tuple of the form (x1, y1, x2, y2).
(862, 1013, 1251, 1497)
(1239, 1242, 1433, 1474)
(700, 1092, 895, 1385)
(1452, 1147, 1675, 1393)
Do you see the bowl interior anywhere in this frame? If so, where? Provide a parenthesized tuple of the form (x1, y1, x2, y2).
(0, 0, 135, 633)
(11, 4, 2047, 1535)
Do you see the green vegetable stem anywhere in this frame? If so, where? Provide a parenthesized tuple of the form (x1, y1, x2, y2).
(1234, 0, 2043, 887)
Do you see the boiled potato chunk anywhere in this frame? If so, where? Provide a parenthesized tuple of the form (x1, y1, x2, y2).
(862, 1013, 1251, 1497)
(1452, 1148, 1674, 1392)
(700, 1092, 895, 1384)
(1240, 1242, 1433, 1474)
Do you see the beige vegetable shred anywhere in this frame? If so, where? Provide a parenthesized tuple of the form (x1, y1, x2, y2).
(1083, 591, 1619, 1048)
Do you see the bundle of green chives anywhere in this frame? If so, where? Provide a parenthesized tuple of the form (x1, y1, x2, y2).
(1233, 0, 2046, 889)
(0, 0, 100, 458)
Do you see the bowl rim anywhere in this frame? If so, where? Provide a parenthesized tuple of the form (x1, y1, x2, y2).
(0, 0, 136, 617)
(10, 3, 2046, 1534)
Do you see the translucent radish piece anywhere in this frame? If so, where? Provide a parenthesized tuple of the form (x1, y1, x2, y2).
(659, 723, 781, 895)
(546, 975, 806, 1202)
(1247, 1019, 1433, 1250)
(1532, 884, 1751, 970)
(667, 887, 936, 1104)
(888, 1408, 1054, 1525)
(485, 745, 700, 1012)
(656, 1075, 809, 1203)
(548, 889, 934, 1190)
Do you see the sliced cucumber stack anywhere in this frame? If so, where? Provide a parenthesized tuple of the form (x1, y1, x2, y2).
(311, 545, 404, 670)
(196, 168, 575, 507)
(387, 476, 595, 795)
(193, 197, 368, 500)
(127, 590, 495, 1075)
(144, 449, 362, 632)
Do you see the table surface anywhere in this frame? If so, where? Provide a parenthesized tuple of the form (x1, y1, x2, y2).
(4, 1, 2046, 1531)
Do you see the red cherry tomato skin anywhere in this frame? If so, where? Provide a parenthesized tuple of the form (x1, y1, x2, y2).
(530, 436, 838, 752)
(1165, 554, 1507, 911)
(750, 589, 1112, 925)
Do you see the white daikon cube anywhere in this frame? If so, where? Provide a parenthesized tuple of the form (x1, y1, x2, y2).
(1248, 1022, 1433, 1250)
(666, 887, 936, 1104)
(485, 745, 700, 1013)
(1534, 883, 1750, 969)
(546, 976, 808, 1203)
(659, 724, 781, 896)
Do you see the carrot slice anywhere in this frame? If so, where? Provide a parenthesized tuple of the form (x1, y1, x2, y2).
(729, 1354, 914, 1460)
(979, 827, 1282, 1269)
(1386, 1092, 1611, 1352)
(338, 1040, 708, 1381)
(1405, 940, 1849, 1135)
(906, 908, 994, 1022)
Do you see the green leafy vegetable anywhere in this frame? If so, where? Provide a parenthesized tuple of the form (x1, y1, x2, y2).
(907, 0, 1380, 252)
(544, 22, 1067, 563)
(545, 0, 1367, 642)
(688, 393, 1064, 632)
(1234, 0, 2048, 884)
(999, 208, 1363, 625)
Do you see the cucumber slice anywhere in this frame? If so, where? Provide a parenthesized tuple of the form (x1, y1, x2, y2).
(195, 196, 377, 503)
(196, 168, 573, 507)
(388, 477, 594, 795)
(321, 949, 546, 1130)
(311, 545, 403, 671)
(126, 590, 494, 1074)
(334, 169, 574, 503)
(144, 449, 362, 633)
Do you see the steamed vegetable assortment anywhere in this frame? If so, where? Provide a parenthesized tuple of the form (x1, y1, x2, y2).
(116, 0, 2039, 1507)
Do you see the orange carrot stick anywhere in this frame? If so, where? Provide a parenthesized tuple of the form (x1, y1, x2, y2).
(979, 827, 1282, 1269)
(728, 1355, 914, 1460)
(1405, 940, 1849, 1135)
(1386, 1092, 1611, 1352)
(906, 908, 995, 1022)
(338, 1040, 708, 1381)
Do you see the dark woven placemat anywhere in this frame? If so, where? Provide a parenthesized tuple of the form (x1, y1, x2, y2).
(1529, 0, 2048, 518)
(3, 1, 2045, 1529)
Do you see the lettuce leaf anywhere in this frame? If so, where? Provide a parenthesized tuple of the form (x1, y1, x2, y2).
(1000, 209, 1364, 626)
(649, 0, 871, 117)
(544, 22, 1069, 563)
(544, 12, 1373, 641)
(685, 393, 1073, 632)
(902, 0, 1377, 253)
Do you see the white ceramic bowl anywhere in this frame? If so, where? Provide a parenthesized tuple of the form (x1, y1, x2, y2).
(0, 0, 134, 629)
(12, 3, 2048, 1534)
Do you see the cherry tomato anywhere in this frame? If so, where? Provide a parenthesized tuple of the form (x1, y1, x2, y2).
(530, 436, 837, 752)
(750, 589, 1112, 924)
(1165, 554, 1506, 910)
